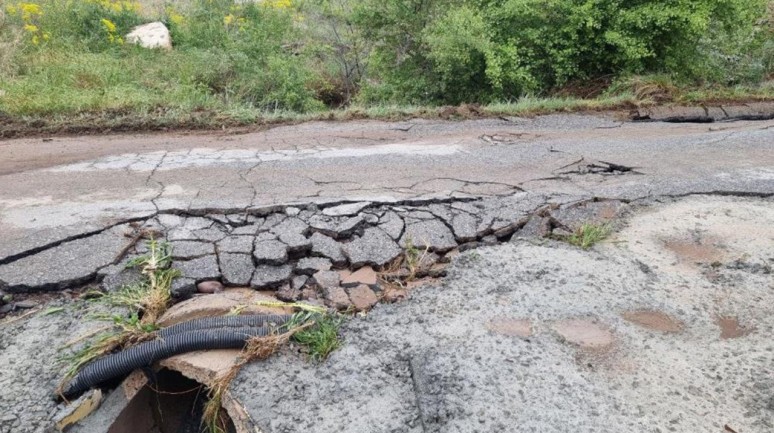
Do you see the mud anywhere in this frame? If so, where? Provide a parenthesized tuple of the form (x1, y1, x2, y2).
(716, 316, 756, 340)
(621, 310, 684, 333)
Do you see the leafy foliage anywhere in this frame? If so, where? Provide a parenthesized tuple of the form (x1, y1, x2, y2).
(354, 0, 772, 104)
(1, 0, 771, 117)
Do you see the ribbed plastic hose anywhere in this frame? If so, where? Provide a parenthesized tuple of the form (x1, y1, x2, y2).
(63, 327, 272, 398)
(158, 314, 292, 338)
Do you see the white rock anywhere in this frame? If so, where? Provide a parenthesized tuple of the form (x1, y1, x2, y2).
(126, 22, 172, 50)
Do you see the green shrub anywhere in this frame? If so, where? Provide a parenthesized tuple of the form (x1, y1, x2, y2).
(354, 0, 772, 104)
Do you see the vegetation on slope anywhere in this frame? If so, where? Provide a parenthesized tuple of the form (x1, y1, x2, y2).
(0, 0, 772, 133)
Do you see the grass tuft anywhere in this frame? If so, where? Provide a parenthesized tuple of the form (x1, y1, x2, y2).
(563, 223, 611, 250)
(58, 238, 178, 390)
(201, 308, 337, 433)
(291, 313, 344, 362)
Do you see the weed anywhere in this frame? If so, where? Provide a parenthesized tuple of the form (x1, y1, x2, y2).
(58, 239, 178, 386)
(563, 223, 611, 250)
(201, 307, 331, 433)
(403, 237, 432, 281)
(291, 312, 343, 362)
(41, 306, 65, 316)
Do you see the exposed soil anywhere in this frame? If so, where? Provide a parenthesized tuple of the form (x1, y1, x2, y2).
(621, 310, 684, 333)
(716, 316, 756, 340)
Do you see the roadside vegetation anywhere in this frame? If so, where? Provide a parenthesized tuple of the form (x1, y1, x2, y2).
(58, 238, 177, 387)
(1, 0, 772, 134)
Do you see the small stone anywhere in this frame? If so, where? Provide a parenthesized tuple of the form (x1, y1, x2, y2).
(323, 286, 352, 311)
(341, 266, 377, 287)
(291, 275, 309, 291)
(253, 239, 289, 265)
(323, 202, 371, 217)
(296, 257, 332, 275)
(250, 265, 292, 289)
(219, 253, 255, 286)
(285, 207, 301, 216)
(299, 287, 319, 301)
(310, 232, 347, 266)
(0, 293, 11, 305)
(309, 215, 364, 239)
(126, 22, 172, 50)
(347, 284, 378, 311)
(170, 277, 196, 298)
(313, 270, 341, 288)
(276, 284, 300, 302)
(344, 227, 402, 268)
(14, 300, 37, 309)
(197, 281, 224, 294)
(0, 304, 12, 314)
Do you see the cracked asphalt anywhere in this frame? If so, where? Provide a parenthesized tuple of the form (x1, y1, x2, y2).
(0, 112, 773, 433)
(1, 114, 773, 265)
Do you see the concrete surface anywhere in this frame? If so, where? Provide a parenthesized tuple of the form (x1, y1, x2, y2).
(233, 196, 774, 433)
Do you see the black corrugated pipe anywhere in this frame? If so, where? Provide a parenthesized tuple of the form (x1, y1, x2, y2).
(62, 327, 273, 399)
(157, 314, 292, 338)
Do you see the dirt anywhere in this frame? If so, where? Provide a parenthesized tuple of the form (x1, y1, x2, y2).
(621, 310, 684, 333)
(716, 316, 756, 340)
(486, 318, 533, 338)
(663, 236, 726, 265)
(552, 318, 615, 350)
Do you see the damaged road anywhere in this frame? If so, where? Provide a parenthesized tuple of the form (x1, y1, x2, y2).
(0, 112, 773, 433)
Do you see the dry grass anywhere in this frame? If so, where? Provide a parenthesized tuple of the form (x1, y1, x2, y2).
(58, 239, 179, 391)
(202, 319, 315, 433)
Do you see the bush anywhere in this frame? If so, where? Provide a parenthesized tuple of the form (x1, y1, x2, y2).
(354, 0, 772, 104)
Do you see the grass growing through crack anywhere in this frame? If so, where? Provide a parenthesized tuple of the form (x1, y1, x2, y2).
(564, 223, 611, 250)
(202, 304, 343, 432)
(291, 313, 344, 362)
(58, 239, 179, 387)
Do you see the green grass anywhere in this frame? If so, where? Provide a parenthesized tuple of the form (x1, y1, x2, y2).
(58, 239, 178, 389)
(291, 313, 344, 362)
(563, 223, 612, 250)
(1, 0, 772, 138)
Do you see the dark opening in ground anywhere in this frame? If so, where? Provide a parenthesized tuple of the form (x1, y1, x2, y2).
(108, 369, 235, 433)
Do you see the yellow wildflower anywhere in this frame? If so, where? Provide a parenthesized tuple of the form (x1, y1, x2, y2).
(6, 5, 18, 15)
(101, 18, 117, 34)
(224, 14, 234, 26)
(20, 3, 43, 19)
(24, 23, 39, 33)
(32, 35, 39, 45)
(167, 7, 185, 26)
(264, 0, 291, 9)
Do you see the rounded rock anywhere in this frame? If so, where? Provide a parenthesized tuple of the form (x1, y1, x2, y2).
(197, 280, 224, 294)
